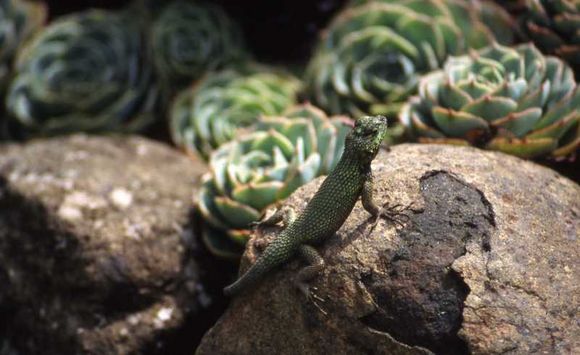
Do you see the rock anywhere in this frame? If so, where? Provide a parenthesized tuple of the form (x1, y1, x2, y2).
(0, 135, 208, 354)
(197, 144, 579, 355)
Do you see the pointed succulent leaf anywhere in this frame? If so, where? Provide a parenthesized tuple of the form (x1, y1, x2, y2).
(461, 96, 518, 122)
(490, 79, 528, 101)
(277, 153, 322, 200)
(251, 130, 294, 157)
(315, 122, 338, 174)
(439, 82, 472, 110)
(535, 88, 579, 129)
(232, 181, 285, 211)
(518, 81, 551, 110)
(486, 137, 556, 158)
(528, 111, 579, 140)
(491, 108, 543, 137)
(401, 42, 579, 158)
(551, 128, 580, 157)
(197, 178, 229, 230)
(456, 78, 495, 101)
(214, 196, 261, 229)
(432, 107, 489, 137)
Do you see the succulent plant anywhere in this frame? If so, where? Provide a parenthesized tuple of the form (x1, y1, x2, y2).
(4, 9, 158, 138)
(0, 0, 45, 90)
(170, 65, 301, 160)
(400, 43, 580, 159)
(513, 0, 580, 76)
(151, 1, 247, 92)
(196, 104, 352, 258)
(305, 0, 516, 118)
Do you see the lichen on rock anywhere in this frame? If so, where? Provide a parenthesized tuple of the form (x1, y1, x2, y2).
(197, 144, 579, 355)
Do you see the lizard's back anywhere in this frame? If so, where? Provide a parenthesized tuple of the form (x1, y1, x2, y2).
(286, 157, 365, 244)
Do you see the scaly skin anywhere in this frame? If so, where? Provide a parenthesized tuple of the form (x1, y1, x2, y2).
(224, 115, 389, 297)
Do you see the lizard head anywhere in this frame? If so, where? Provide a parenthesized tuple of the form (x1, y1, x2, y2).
(345, 115, 388, 163)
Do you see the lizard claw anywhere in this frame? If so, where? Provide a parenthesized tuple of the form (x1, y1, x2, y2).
(371, 202, 418, 231)
(309, 287, 326, 304)
(296, 282, 328, 316)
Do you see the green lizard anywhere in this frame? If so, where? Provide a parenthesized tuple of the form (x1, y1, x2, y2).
(224, 115, 402, 299)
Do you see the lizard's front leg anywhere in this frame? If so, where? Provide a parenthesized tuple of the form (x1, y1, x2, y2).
(295, 245, 327, 315)
(362, 171, 411, 229)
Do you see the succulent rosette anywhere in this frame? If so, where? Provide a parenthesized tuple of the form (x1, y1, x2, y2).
(305, 0, 515, 117)
(196, 104, 352, 258)
(400, 43, 580, 159)
(151, 1, 247, 91)
(0, 0, 45, 89)
(516, 0, 580, 75)
(170, 65, 301, 160)
(4, 9, 159, 138)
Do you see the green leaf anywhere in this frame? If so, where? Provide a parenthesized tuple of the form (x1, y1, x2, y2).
(486, 137, 556, 158)
(461, 96, 518, 122)
(490, 79, 527, 101)
(528, 111, 579, 140)
(535, 89, 579, 129)
(518, 81, 550, 111)
(214, 196, 261, 229)
(400, 101, 446, 139)
(491, 108, 543, 137)
(455, 78, 494, 101)
(439, 82, 472, 110)
(432, 106, 489, 137)
(232, 181, 285, 211)
(283, 119, 318, 156)
(277, 153, 321, 200)
(196, 178, 229, 230)
(250, 129, 294, 157)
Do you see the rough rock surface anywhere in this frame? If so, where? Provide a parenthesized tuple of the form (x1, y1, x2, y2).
(197, 144, 579, 355)
(0, 135, 208, 354)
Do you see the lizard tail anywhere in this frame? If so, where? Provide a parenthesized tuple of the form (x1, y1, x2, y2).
(223, 236, 296, 296)
(223, 259, 268, 296)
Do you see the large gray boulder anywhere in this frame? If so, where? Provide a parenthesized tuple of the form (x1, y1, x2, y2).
(197, 144, 579, 355)
(0, 135, 208, 354)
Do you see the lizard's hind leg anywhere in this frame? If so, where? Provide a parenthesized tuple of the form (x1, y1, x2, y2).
(251, 207, 296, 250)
(252, 206, 296, 228)
(295, 245, 327, 315)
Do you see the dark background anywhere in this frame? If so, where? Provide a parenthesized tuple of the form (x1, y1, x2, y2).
(43, 0, 347, 64)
